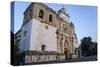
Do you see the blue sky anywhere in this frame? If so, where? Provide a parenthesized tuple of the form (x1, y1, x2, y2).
(14, 1, 97, 45)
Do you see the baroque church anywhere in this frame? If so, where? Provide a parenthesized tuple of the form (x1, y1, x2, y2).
(15, 2, 79, 63)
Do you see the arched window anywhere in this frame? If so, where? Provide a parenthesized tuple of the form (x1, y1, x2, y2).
(41, 44, 46, 51)
(39, 9, 44, 18)
(49, 14, 53, 22)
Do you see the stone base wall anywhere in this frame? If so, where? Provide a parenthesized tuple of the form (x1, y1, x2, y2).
(24, 51, 65, 63)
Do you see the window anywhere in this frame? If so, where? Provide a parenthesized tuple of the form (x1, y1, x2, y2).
(41, 45, 46, 51)
(39, 9, 44, 18)
(49, 14, 53, 22)
(24, 31, 27, 36)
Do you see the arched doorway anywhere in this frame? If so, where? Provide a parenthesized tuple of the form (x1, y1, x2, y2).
(64, 40, 69, 59)
(64, 48, 68, 60)
(41, 44, 46, 51)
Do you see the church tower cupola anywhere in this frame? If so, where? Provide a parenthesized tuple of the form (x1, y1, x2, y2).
(58, 8, 70, 22)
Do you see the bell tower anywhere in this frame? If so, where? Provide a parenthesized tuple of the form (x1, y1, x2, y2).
(58, 8, 70, 22)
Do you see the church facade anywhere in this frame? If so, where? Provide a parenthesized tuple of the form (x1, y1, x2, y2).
(15, 2, 79, 63)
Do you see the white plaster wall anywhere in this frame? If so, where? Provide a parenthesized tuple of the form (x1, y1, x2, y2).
(30, 18, 57, 51)
(20, 18, 57, 51)
(19, 20, 32, 51)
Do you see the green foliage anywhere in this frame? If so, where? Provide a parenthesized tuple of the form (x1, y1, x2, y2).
(14, 44, 24, 65)
(80, 36, 97, 56)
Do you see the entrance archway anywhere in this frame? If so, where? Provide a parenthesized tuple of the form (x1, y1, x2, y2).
(64, 40, 69, 59)
(64, 48, 68, 60)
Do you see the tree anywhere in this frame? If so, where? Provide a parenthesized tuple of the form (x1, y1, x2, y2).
(14, 44, 25, 65)
(91, 42, 97, 55)
(80, 36, 97, 57)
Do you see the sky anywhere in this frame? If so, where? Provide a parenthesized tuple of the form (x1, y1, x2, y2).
(14, 1, 97, 45)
